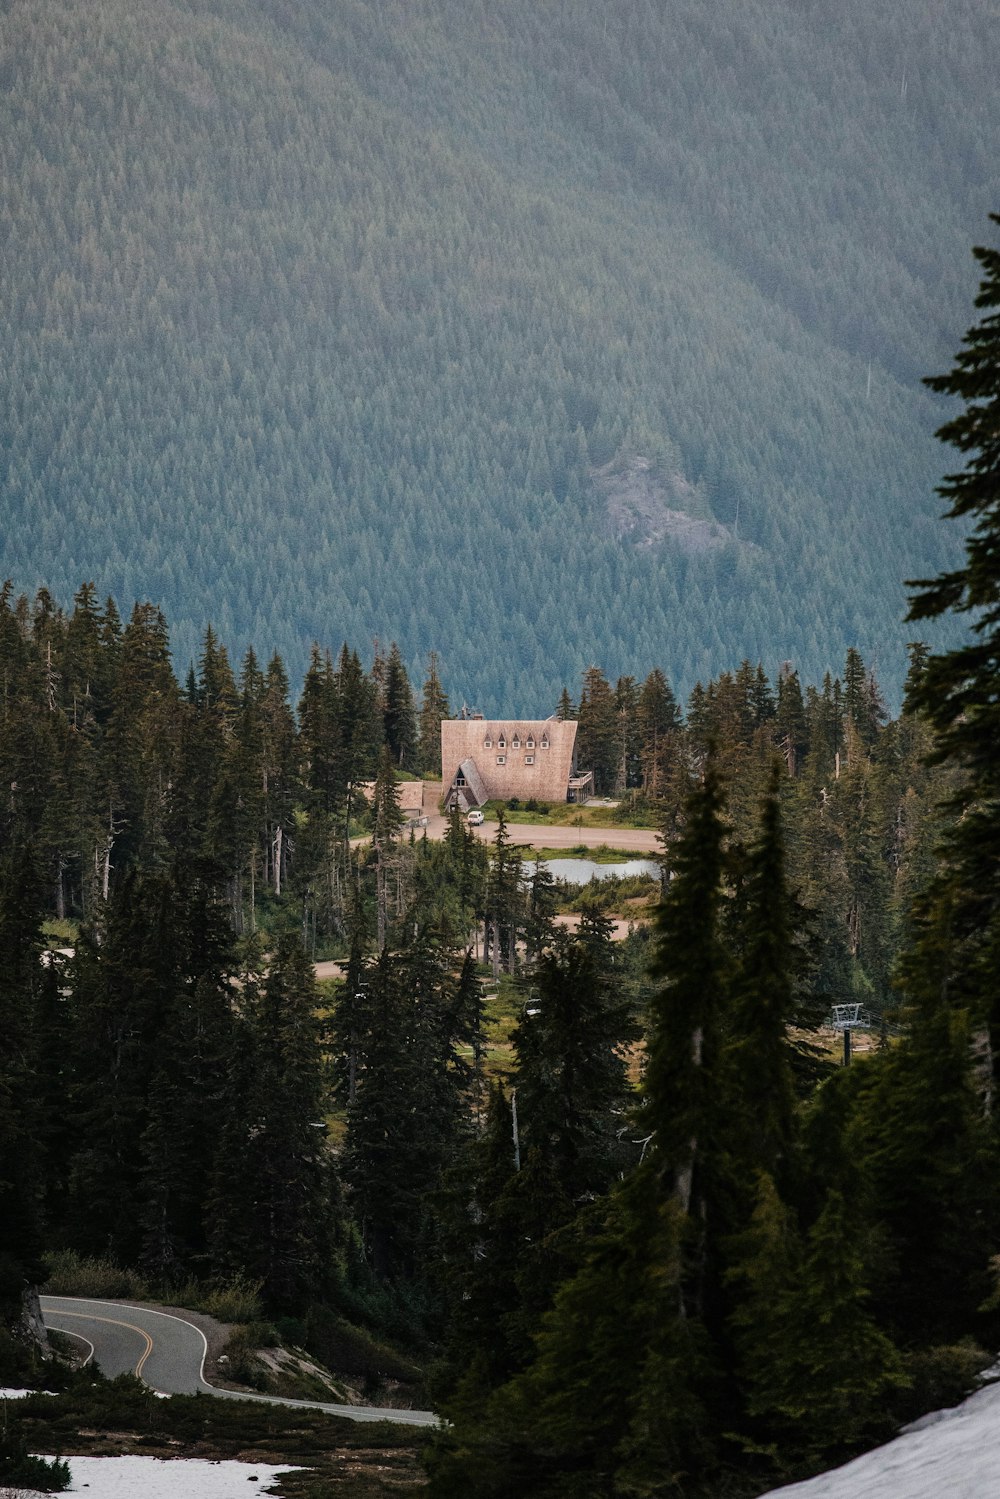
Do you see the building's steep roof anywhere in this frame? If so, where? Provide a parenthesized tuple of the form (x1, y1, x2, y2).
(458, 757, 489, 807)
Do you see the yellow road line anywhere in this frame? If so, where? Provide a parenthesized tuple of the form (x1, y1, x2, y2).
(49, 1311, 154, 1378)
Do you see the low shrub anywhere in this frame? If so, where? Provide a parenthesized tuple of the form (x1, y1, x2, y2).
(218, 1325, 280, 1391)
(304, 1304, 421, 1384)
(0, 1422, 70, 1493)
(899, 1340, 993, 1423)
(197, 1275, 265, 1324)
(41, 1251, 151, 1302)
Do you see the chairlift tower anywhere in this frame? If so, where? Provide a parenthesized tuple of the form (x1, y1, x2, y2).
(830, 1002, 870, 1066)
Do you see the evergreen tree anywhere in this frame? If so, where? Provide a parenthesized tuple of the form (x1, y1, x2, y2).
(555, 687, 576, 721)
(576, 665, 618, 794)
(726, 1175, 905, 1473)
(774, 663, 809, 775)
(383, 641, 418, 769)
(637, 666, 681, 798)
(906, 215, 1000, 1087)
(513, 932, 637, 1211)
(369, 744, 406, 948)
(0, 850, 48, 1300)
(344, 936, 471, 1281)
(725, 764, 817, 1188)
(418, 650, 450, 777)
(210, 934, 338, 1310)
(483, 810, 524, 979)
(643, 752, 730, 1315)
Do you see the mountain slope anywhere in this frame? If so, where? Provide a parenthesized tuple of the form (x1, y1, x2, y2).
(1, 0, 997, 705)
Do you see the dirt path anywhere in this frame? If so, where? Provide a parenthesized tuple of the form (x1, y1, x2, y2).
(553, 914, 647, 941)
(314, 959, 346, 982)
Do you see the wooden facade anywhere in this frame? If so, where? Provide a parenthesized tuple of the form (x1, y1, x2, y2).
(441, 716, 580, 808)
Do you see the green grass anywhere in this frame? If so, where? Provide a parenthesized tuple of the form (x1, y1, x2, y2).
(555, 873, 660, 915)
(41, 918, 79, 945)
(480, 973, 527, 1082)
(480, 799, 659, 830)
(529, 843, 657, 865)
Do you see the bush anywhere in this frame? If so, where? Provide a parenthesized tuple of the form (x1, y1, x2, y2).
(218, 1325, 279, 1391)
(275, 1316, 306, 1346)
(41, 1251, 151, 1301)
(197, 1275, 265, 1324)
(304, 1304, 421, 1384)
(899, 1341, 993, 1423)
(0, 1422, 70, 1492)
(507, 797, 520, 810)
(559, 872, 659, 914)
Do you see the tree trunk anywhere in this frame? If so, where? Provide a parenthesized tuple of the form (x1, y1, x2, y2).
(273, 824, 283, 896)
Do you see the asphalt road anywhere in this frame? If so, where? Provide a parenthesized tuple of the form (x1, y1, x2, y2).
(40, 1296, 437, 1427)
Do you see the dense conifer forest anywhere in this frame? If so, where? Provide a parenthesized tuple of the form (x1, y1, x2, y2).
(0, 567, 970, 1491)
(4, 215, 1000, 1493)
(1, 0, 999, 705)
(4, 1, 1000, 1488)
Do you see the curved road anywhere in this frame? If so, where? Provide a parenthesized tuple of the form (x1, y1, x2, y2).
(41, 1296, 436, 1427)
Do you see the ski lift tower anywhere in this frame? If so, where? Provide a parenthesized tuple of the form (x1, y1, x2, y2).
(830, 1003, 869, 1066)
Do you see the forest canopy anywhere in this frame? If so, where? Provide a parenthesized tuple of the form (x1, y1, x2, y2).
(1, 0, 998, 706)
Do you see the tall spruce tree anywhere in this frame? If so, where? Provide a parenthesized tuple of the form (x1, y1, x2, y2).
(210, 935, 338, 1310)
(906, 215, 1000, 1085)
(644, 751, 731, 1318)
(0, 849, 48, 1321)
(724, 763, 815, 1189)
(417, 651, 450, 777)
(383, 642, 418, 769)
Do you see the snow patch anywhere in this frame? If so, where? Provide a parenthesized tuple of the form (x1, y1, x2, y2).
(762, 1377, 1000, 1498)
(32, 1454, 301, 1498)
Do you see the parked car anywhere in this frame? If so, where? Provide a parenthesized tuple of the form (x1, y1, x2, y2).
(467, 809, 485, 826)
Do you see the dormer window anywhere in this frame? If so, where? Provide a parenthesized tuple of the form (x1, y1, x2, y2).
(541, 736, 549, 750)
(526, 736, 535, 749)
(498, 735, 506, 749)
(525, 755, 535, 765)
(484, 736, 492, 748)
(512, 735, 521, 749)
(496, 754, 506, 765)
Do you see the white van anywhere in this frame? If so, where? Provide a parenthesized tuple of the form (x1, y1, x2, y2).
(467, 809, 485, 826)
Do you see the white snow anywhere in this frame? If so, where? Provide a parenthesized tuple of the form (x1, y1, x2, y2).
(27, 1455, 301, 1498)
(0, 1388, 55, 1398)
(762, 1378, 1000, 1498)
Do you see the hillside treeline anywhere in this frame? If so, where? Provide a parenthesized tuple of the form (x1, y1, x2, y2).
(0, 578, 945, 1012)
(2, 0, 998, 704)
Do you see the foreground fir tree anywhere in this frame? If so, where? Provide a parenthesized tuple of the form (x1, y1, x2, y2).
(0, 848, 49, 1370)
(725, 761, 827, 1187)
(428, 764, 731, 1497)
(644, 751, 730, 1317)
(210, 934, 339, 1310)
(726, 1175, 906, 1475)
(906, 215, 1000, 1071)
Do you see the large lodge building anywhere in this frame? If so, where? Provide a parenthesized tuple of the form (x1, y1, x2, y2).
(441, 715, 594, 810)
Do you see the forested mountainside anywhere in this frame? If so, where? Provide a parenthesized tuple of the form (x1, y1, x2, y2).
(1, 0, 998, 706)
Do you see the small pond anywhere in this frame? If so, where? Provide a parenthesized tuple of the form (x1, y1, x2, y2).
(529, 857, 661, 885)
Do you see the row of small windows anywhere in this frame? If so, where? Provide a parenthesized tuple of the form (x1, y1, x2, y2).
(484, 735, 548, 750)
